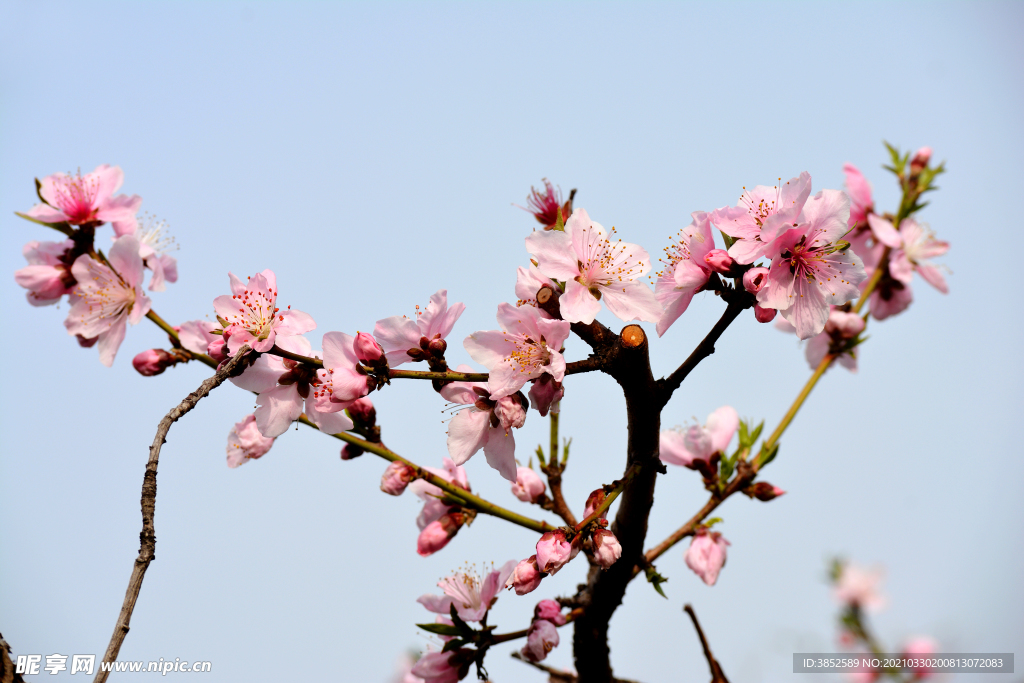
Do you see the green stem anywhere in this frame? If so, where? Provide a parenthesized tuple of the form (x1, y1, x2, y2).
(297, 416, 555, 534)
(549, 412, 559, 464)
(763, 353, 834, 451)
(573, 463, 641, 532)
(389, 368, 486, 382)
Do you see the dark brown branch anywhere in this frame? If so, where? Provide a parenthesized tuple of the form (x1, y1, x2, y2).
(684, 604, 730, 683)
(657, 300, 746, 407)
(95, 345, 253, 683)
(0, 633, 27, 683)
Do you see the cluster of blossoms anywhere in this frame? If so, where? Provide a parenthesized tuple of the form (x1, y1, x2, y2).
(13, 150, 950, 682)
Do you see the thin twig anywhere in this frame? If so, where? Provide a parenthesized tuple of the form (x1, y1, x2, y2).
(683, 604, 730, 683)
(94, 345, 253, 683)
(657, 301, 745, 406)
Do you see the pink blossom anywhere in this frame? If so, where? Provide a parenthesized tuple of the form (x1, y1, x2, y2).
(512, 467, 546, 503)
(26, 165, 141, 233)
(654, 211, 715, 337)
(231, 335, 353, 438)
(119, 215, 179, 292)
(758, 190, 867, 339)
(534, 599, 567, 626)
(408, 458, 471, 556)
(14, 239, 75, 306)
(660, 406, 738, 470)
(685, 529, 730, 586)
(833, 562, 886, 612)
(312, 331, 374, 412)
(226, 414, 275, 468)
(902, 637, 939, 678)
(843, 164, 874, 227)
(213, 270, 315, 354)
(525, 208, 662, 324)
(742, 267, 769, 294)
(583, 489, 608, 521)
(373, 290, 465, 367)
(417, 560, 517, 622)
(132, 349, 176, 376)
(521, 619, 559, 662)
(592, 529, 622, 569)
(391, 653, 425, 683)
(409, 651, 460, 683)
(505, 555, 545, 595)
(416, 512, 466, 557)
(515, 265, 557, 312)
(517, 178, 567, 229)
(347, 397, 376, 424)
(805, 308, 866, 372)
(704, 249, 736, 275)
(381, 461, 418, 496)
(464, 303, 570, 399)
(867, 280, 914, 321)
(879, 217, 950, 294)
(713, 172, 812, 264)
(354, 331, 385, 363)
(64, 236, 152, 366)
(177, 320, 220, 356)
(527, 374, 564, 416)
(536, 529, 573, 575)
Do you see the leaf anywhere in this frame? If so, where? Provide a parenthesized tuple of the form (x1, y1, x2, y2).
(719, 454, 735, 482)
(737, 420, 749, 447)
(755, 442, 780, 469)
(14, 212, 74, 236)
(554, 205, 566, 232)
(448, 604, 475, 636)
(748, 420, 764, 445)
(719, 230, 736, 249)
(562, 437, 571, 465)
(644, 565, 669, 598)
(441, 638, 466, 653)
(535, 444, 546, 467)
(703, 517, 723, 528)
(416, 623, 463, 637)
(35, 178, 47, 205)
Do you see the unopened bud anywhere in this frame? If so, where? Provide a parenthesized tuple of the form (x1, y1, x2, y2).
(133, 349, 176, 376)
(704, 249, 737, 275)
(340, 444, 364, 460)
(910, 146, 932, 173)
(521, 619, 559, 663)
(354, 332, 384, 363)
(592, 529, 622, 569)
(745, 481, 786, 501)
(583, 489, 607, 521)
(406, 347, 426, 361)
(380, 461, 417, 496)
(742, 267, 770, 294)
(427, 336, 447, 357)
(536, 529, 573, 575)
(505, 555, 545, 595)
(346, 397, 376, 425)
(494, 394, 527, 430)
(207, 334, 229, 362)
(512, 467, 546, 503)
(533, 599, 567, 625)
(754, 304, 777, 323)
(416, 511, 464, 557)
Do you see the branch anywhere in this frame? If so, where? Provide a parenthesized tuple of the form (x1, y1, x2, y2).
(683, 604, 730, 683)
(95, 345, 253, 683)
(541, 412, 578, 526)
(657, 300, 745, 407)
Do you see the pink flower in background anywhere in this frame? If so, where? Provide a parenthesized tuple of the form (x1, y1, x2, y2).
(521, 619, 559, 662)
(177, 319, 220, 356)
(536, 529, 574, 575)
(525, 208, 662, 324)
(464, 303, 570, 399)
(313, 331, 374, 412)
(517, 178, 566, 229)
(417, 560, 517, 622)
(713, 172, 812, 264)
(843, 164, 874, 227)
(834, 562, 886, 612)
(742, 266, 769, 294)
(685, 529, 730, 586)
(805, 308, 866, 372)
(505, 555, 545, 595)
(213, 270, 315, 354)
(512, 467, 546, 503)
(409, 651, 460, 683)
(655, 211, 714, 337)
(409, 458, 470, 556)
(902, 637, 939, 679)
(534, 599, 567, 626)
(758, 189, 866, 339)
(373, 290, 465, 366)
(381, 461, 418, 496)
(592, 529, 622, 569)
(132, 349, 176, 376)
(882, 218, 951, 293)
(14, 239, 75, 306)
(515, 265, 557, 312)
(226, 414, 275, 468)
(64, 235, 151, 367)
(416, 512, 466, 557)
(231, 335, 353, 438)
(659, 406, 739, 469)
(119, 215, 179, 292)
(26, 165, 141, 233)
(527, 374, 564, 416)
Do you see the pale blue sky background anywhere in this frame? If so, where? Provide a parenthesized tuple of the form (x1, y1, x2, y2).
(1, 2, 1022, 681)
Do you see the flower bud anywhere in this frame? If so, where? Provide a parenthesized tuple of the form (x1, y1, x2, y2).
(76, 333, 99, 348)
(592, 529, 622, 569)
(207, 334, 229, 363)
(685, 529, 730, 586)
(133, 349, 175, 376)
(742, 267, 770, 294)
(521, 619, 559, 663)
(354, 331, 385, 363)
(533, 599, 567, 626)
(380, 461, 417, 496)
(536, 529, 573, 575)
(340, 444, 364, 460)
(427, 335, 447, 357)
(505, 555, 545, 595)
(512, 467, 546, 503)
(825, 310, 865, 339)
(346, 397, 376, 425)
(910, 146, 932, 173)
(745, 482, 786, 501)
(528, 375, 564, 417)
(754, 304, 777, 323)
(494, 394, 527, 430)
(416, 511, 464, 557)
(226, 414, 275, 468)
(704, 249, 737, 275)
(583, 488, 607, 521)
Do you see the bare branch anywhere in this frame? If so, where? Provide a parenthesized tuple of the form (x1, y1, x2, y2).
(683, 604, 730, 683)
(657, 301, 745, 407)
(94, 345, 253, 683)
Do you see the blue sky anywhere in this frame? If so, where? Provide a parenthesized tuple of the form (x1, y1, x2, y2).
(1, 2, 1021, 681)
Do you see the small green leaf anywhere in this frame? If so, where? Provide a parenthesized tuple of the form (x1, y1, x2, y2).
(553, 205, 566, 232)
(719, 454, 735, 482)
(416, 623, 463, 636)
(748, 420, 764, 445)
(441, 638, 466, 653)
(755, 442, 780, 469)
(645, 565, 669, 598)
(737, 420, 749, 447)
(719, 230, 736, 249)
(703, 517, 723, 528)
(535, 444, 546, 467)
(448, 604, 475, 636)
(35, 178, 47, 205)
(562, 437, 571, 465)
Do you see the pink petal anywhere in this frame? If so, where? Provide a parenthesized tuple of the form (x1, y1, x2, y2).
(483, 425, 517, 482)
(254, 385, 305, 438)
(601, 281, 663, 323)
(96, 320, 127, 367)
(559, 279, 602, 324)
(446, 408, 491, 465)
(525, 228, 578, 281)
(867, 215, 902, 248)
(108, 235, 145, 287)
(705, 406, 738, 454)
